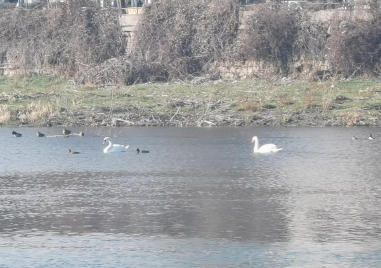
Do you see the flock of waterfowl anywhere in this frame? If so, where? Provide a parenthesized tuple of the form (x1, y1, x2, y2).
(11, 128, 149, 155)
(11, 129, 376, 154)
(13, 129, 84, 138)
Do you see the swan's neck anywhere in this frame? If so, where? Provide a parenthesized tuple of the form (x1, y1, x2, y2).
(106, 140, 113, 150)
(253, 138, 259, 152)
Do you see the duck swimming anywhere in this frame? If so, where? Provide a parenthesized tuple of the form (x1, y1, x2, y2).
(12, 131, 22, 137)
(79, 131, 84, 137)
(68, 149, 80, 154)
(63, 128, 71, 135)
(103, 137, 129, 153)
(352, 135, 357, 140)
(251, 136, 282, 153)
(369, 134, 374, 140)
(136, 148, 149, 154)
(37, 132, 45, 137)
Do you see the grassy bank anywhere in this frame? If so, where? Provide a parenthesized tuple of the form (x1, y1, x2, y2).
(0, 76, 381, 127)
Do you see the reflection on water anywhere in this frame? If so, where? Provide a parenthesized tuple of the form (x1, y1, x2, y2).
(0, 171, 290, 243)
(1, 127, 381, 267)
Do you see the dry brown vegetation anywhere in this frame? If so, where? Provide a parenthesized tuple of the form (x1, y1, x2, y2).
(0, 105, 10, 124)
(0, 0, 126, 81)
(240, 5, 303, 75)
(27, 101, 58, 122)
(240, 5, 381, 79)
(0, 1, 381, 85)
(328, 10, 381, 77)
(130, 0, 240, 82)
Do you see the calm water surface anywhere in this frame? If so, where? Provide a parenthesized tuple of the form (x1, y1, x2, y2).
(1, 127, 381, 267)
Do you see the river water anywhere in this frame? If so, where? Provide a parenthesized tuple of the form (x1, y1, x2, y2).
(1, 127, 381, 267)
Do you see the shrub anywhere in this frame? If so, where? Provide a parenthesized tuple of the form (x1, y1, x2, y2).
(0, 0, 379, 85)
(240, 5, 301, 75)
(328, 10, 381, 77)
(130, 0, 240, 82)
(0, 0, 126, 80)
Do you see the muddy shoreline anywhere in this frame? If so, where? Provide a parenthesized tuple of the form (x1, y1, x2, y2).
(5, 105, 381, 128)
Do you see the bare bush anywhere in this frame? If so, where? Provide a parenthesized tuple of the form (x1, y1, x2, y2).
(0, 0, 126, 80)
(0, 0, 379, 85)
(130, 0, 240, 82)
(328, 11, 381, 77)
(240, 5, 302, 75)
(295, 17, 330, 76)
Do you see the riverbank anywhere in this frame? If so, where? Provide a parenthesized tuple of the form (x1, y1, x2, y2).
(1, 76, 381, 128)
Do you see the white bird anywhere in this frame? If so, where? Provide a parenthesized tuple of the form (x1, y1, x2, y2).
(369, 134, 374, 140)
(103, 137, 129, 153)
(251, 136, 283, 153)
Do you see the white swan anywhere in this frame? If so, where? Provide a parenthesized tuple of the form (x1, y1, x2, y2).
(103, 137, 129, 153)
(251, 136, 283, 153)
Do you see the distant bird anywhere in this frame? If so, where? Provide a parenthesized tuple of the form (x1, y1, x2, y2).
(12, 131, 22, 137)
(79, 131, 84, 137)
(63, 128, 71, 135)
(352, 135, 357, 140)
(67, 149, 80, 154)
(37, 132, 45, 137)
(369, 134, 374, 140)
(136, 148, 149, 154)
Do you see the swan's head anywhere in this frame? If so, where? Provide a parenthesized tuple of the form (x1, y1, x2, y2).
(251, 136, 258, 143)
(103, 137, 110, 144)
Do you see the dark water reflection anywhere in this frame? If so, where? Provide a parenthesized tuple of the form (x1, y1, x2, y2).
(1, 127, 381, 267)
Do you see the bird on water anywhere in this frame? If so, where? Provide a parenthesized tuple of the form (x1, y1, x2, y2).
(12, 131, 22, 137)
(68, 149, 80, 154)
(136, 148, 149, 154)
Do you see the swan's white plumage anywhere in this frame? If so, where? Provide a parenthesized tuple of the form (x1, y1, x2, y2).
(103, 137, 129, 153)
(251, 136, 282, 153)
